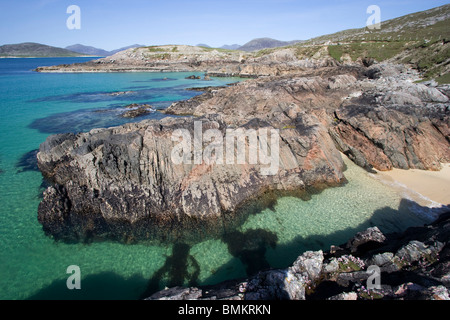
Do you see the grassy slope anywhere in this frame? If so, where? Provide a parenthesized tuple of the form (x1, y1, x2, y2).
(258, 4, 450, 83)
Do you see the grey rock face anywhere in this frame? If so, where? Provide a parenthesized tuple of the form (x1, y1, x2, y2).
(331, 103, 450, 171)
(284, 250, 324, 300)
(346, 227, 386, 253)
(146, 286, 203, 300)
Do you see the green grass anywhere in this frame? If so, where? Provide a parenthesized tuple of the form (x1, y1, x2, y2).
(198, 46, 237, 54)
(401, 38, 450, 81)
(153, 53, 171, 60)
(327, 41, 409, 62)
(144, 47, 166, 52)
(327, 45, 344, 61)
(436, 72, 450, 84)
(254, 48, 277, 57)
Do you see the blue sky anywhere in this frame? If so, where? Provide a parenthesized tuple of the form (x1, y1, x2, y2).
(0, 0, 448, 50)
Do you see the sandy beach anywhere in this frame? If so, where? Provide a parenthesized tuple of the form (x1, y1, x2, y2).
(373, 163, 450, 206)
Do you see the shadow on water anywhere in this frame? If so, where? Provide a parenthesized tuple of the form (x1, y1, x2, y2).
(16, 149, 39, 173)
(140, 243, 200, 298)
(221, 229, 278, 277)
(27, 85, 197, 104)
(199, 199, 448, 290)
(270, 198, 447, 267)
(26, 271, 147, 300)
(24, 198, 449, 300)
(14, 149, 51, 199)
(131, 78, 177, 83)
(26, 84, 202, 135)
(140, 229, 279, 298)
(28, 104, 175, 135)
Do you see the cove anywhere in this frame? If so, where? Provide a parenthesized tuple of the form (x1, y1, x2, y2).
(0, 58, 433, 300)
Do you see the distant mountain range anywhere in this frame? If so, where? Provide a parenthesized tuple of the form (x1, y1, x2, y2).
(65, 44, 145, 56)
(237, 38, 303, 52)
(197, 43, 242, 50)
(0, 42, 88, 58)
(65, 44, 110, 57)
(0, 38, 303, 58)
(0, 42, 146, 58)
(219, 44, 241, 50)
(197, 38, 303, 52)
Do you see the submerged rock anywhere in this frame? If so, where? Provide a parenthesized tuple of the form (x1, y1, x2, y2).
(120, 103, 155, 118)
(16, 149, 39, 173)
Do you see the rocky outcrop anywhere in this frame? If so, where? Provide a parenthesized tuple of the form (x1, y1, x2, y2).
(119, 103, 155, 118)
(34, 44, 340, 77)
(37, 113, 345, 242)
(166, 66, 364, 125)
(166, 65, 450, 172)
(331, 104, 449, 171)
(146, 212, 450, 300)
(329, 73, 450, 171)
(36, 62, 450, 242)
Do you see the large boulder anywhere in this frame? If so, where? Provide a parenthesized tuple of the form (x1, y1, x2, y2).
(37, 114, 345, 242)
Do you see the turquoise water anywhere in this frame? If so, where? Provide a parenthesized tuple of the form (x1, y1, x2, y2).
(0, 58, 430, 300)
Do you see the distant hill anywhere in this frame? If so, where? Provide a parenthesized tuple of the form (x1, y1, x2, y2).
(220, 44, 241, 50)
(65, 44, 110, 57)
(66, 44, 145, 57)
(237, 38, 303, 52)
(0, 42, 88, 57)
(109, 44, 145, 55)
(193, 39, 302, 52)
(300, 4, 450, 46)
(196, 43, 241, 50)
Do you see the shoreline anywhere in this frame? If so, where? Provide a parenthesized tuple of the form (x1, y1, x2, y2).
(0, 56, 97, 59)
(371, 163, 450, 210)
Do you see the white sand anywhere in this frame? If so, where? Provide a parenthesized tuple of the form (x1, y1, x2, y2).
(373, 163, 450, 206)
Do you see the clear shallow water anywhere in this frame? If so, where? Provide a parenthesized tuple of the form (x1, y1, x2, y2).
(0, 58, 431, 300)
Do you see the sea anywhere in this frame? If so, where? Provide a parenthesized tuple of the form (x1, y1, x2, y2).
(0, 57, 436, 299)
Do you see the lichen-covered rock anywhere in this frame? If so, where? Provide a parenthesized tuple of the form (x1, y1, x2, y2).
(284, 250, 324, 300)
(394, 240, 442, 269)
(146, 286, 203, 300)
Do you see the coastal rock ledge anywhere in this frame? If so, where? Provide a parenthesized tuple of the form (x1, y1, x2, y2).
(147, 212, 450, 300)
